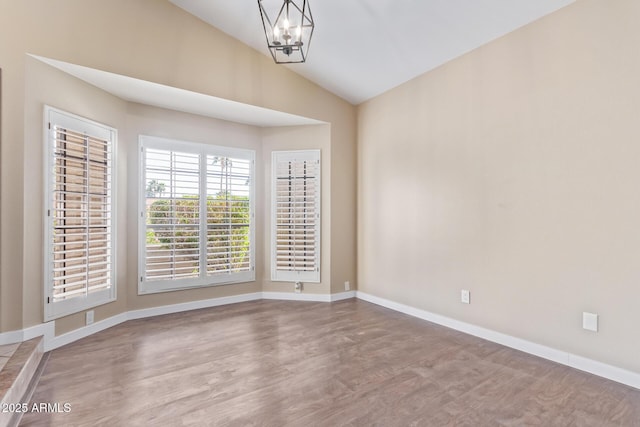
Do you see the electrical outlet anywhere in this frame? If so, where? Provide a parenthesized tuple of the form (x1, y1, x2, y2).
(583, 312, 598, 332)
(461, 290, 470, 304)
(295, 281, 302, 293)
(86, 310, 94, 325)
(345, 281, 350, 291)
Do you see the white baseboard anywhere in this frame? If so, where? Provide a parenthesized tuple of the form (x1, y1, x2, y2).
(0, 329, 24, 346)
(262, 292, 332, 302)
(9, 289, 635, 391)
(0, 323, 55, 347)
(330, 291, 356, 301)
(0, 291, 341, 352)
(48, 292, 264, 351)
(23, 322, 55, 342)
(356, 291, 640, 390)
(44, 291, 353, 350)
(48, 313, 128, 352)
(568, 353, 640, 390)
(127, 292, 263, 320)
(261, 291, 356, 302)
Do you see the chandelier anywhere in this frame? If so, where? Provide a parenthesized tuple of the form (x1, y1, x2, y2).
(257, 0, 315, 64)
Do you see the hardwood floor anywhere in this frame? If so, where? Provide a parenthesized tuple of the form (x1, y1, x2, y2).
(20, 299, 640, 426)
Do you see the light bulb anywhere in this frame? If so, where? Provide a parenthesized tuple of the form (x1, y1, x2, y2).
(296, 26, 301, 39)
(283, 18, 289, 30)
(273, 26, 280, 41)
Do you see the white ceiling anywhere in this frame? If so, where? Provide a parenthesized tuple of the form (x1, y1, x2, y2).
(31, 55, 324, 127)
(170, 0, 575, 105)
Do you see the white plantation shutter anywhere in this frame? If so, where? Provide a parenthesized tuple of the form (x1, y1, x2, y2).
(271, 150, 320, 283)
(206, 155, 252, 276)
(139, 136, 255, 294)
(44, 107, 116, 320)
(144, 149, 200, 281)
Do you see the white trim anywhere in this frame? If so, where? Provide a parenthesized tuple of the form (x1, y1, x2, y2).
(355, 291, 640, 390)
(0, 330, 25, 346)
(0, 292, 264, 351)
(23, 322, 55, 343)
(50, 293, 263, 351)
(3, 290, 637, 390)
(261, 291, 355, 302)
(0, 323, 55, 348)
(48, 313, 128, 352)
(0, 290, 338, 348)
(127, 292, 262, 320)
(1, 291, 352, 346)
(568, 354, 640, 389)
(330, 291, 356, 302)
(262, 292, 331, 302)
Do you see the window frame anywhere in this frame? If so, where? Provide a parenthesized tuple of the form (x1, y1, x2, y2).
(271, 149, 321, 283)
(138, 135, 256, 295)
(43, 106, 117, 321)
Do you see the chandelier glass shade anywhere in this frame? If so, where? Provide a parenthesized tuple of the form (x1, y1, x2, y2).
(258, 0, 314, 64)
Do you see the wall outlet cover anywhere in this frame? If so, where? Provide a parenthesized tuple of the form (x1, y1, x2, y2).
(345, 281, 350, 291)
(461, 290, 470, 304)
(583, 312, 598, 332)
(86, 310, 95, 325)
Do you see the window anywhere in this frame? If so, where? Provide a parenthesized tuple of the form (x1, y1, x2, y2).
(139, 136, 255, 294)
(44, 106, 116, 320)
(271, 150, 320, 282)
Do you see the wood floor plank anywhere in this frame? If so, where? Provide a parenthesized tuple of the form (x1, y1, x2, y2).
(19, 299, 640, 426)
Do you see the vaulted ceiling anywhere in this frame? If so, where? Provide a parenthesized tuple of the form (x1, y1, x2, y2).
(170, 0, 575, 105)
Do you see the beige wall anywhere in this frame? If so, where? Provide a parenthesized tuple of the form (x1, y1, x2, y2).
(330, 112, 358, 294)
(0, 0, 357, 334)
(23, 57, 129, 332)
(124, 103, 264, 313)
(261, 125, 332, 294)
(358, 0, 640, 373)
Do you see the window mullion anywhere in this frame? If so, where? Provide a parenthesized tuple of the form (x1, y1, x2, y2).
(170, 152, 176, 280)
(225, 160, 231, 273)
(84, 134, 90, 298)
(199, 151, 207, 280)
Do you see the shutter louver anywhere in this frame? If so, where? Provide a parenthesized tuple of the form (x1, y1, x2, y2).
(144, 149, 200, 281)
(45, 106, 116, 321)
(206, 156, 252, 275)
(139, 136, 255, 293)
(52, 127, 113, 301)
(272, 150, 320, 283)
